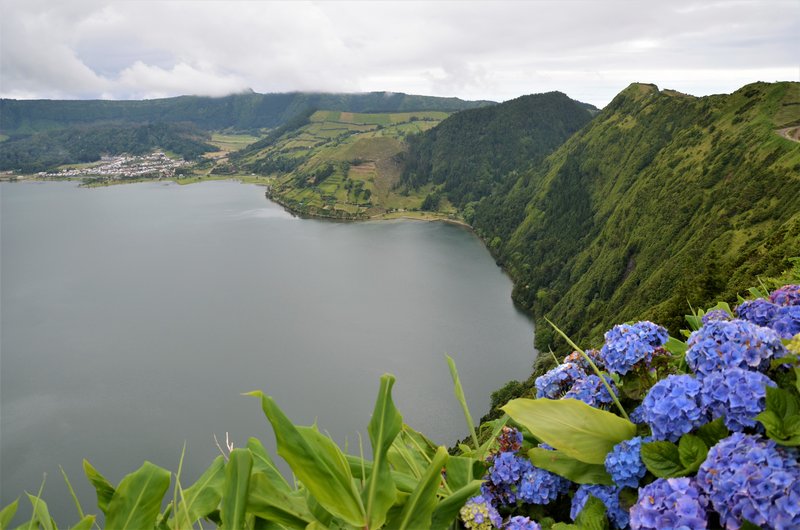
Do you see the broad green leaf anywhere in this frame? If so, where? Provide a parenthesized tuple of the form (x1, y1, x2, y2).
(502, 398, 636, 464)
(385, 446, 448, 530)
(247, 473, 311, 529)
(429, 480, 483, 530)
(695, 418, 729, 449)
(446, 355, 479, 448)
(346, 455, 417, 493)
(25, 494, 54, 530)
(551, 524, 579, 530)
(663, 336, 688, 357)
(105, 461, 171, 530)
(443, 455, 480, 491)
(528, 448, 613, 485)
(173, 455, 225, 529)
(678, 434, 708, 474)
(247, 438, 291, 491)
(251, 392, 366, 527)
(82, 459, 115, 515)
(0, 498, 18, 530)
(576, 496, 610, 530)
(641, 441, 685, 478)
(220, 448, 252, 530)
(765, 386, 800, 419)
(363, 374, 403, 529)
(70, 515, 97, 530)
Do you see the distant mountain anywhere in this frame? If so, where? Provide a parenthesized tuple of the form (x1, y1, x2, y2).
(400, 92, 596, 208)
(0, 92, 493, 135)
(467, 81, 800, 348)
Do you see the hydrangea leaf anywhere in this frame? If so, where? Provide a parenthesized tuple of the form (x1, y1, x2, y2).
(640, 441, 686, 478)
(677, 434, 708, 474)
(695, 418, 729, 449)
(502, 398, 636, 464)
(528, 448, 613, 485)
(576, 496, 611, 530)
(757, 386, 800, 446)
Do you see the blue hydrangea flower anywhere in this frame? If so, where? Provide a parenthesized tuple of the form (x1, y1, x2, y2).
(460, 495, 502, 530)
(504, 516, 541, 530)
(496, 426, 523, 454)
(696, 433, 800, 529)
(700, 368, 776, 431)
(535, 362, 586, 399)
(685, 319, 785, 378)
(563, 349, 605, 371)
(563, 374, 618, 408)
(604, 436, 647, 489)
(599, 321, 668, 375)
(770, 284, 800, 307)
(640, 374, 708, 441)
(771, 305, 800, 339)
(735, 299, 778, 327)
(702, 309, 732, 324)
(517, 465, 570, 505)
(629, 477, 708, 530)
(482, 451, 532, 505)
(628, 404, 646, 424)
(570, 484, 629, 529)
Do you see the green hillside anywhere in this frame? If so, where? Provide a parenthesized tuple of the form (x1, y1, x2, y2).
(231, 110, 453, 219)
(0, 92, 492, 136)
(401, 92, 596, 208)
(469, 81, 800, 349)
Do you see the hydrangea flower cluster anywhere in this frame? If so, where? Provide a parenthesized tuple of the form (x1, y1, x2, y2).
(483, 451, 531, 504)
(496, 426, 523, 454)
(563, 348, 605, 371)
(640, 374, 707, 441)
(599, 321, 668, 375)
(570, 484, 629, 529)
(772, 305, 800, 339)
(735, 298, 778, 327)
(770, 284, 800, 306)
(460, 495, 502, 530)
(685, 319, 785, 378)
(696, 433, 800, 529)
(700, 368, 776, 431)
(518, 464, 570, 505)
(629, 477, 708, 530)
(563, 374, 618, 408)
(604, 436, 647, 489)
(504, 516, 541, 530)
(701, 309, 732, 324)
(534, 362, 586, 399)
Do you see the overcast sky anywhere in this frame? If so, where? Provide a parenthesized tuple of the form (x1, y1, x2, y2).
(1, 0, 797, 107)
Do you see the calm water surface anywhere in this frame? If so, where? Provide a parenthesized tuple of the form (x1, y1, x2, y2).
(1, 181, 536, 521)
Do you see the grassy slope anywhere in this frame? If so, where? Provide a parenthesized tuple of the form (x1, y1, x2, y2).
(237, 110, 453, 218)
(477, 81, 800, 349)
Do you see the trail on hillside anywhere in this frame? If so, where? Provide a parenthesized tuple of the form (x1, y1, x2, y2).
(776, 126, 800, 142)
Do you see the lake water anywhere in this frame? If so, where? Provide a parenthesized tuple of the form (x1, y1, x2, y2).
(0, 180, 536, 522)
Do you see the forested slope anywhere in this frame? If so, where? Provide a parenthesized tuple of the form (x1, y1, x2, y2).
(470, 82, 800, 348)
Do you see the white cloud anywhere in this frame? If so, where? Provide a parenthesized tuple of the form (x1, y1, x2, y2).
(0, 0, 797, 106)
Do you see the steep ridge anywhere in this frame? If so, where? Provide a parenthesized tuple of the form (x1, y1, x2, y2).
(0, 92, 492, 135)
(400, 92, 596, 208)
(470, 82, 800, 348)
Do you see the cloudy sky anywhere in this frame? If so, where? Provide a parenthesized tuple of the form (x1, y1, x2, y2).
(1, 0, 797, 107)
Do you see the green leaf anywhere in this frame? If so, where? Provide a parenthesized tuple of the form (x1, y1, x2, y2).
(528, 448, 613, 485)
(385, 446, 448, 530)
(766, 386, 800, 419)
(429, 480, 483, 530)
(173, 455, 225, 529)
(70, 515, 97, 530)
(576, 496, 610, 530)
(105, 461, 171, 530)
(502, 398, 636, 464)
(677, 434, 708, 474)
(346, 455, 418, 493)
(0, 498, 18, 530)
(363, 374, 403, 529)
(25, 494, 54, 530)
(251, 392, 366, 527)
(247, 438, 291, 492)
(220, 448, 253, 530)
(247, 473, 312, 529)
(663, 336, 688, 357)
(695, 418, 729, 449)
(446, 356, 480, 449)
(83, 459, 116, 516)
(59, 465, 85, 520)
(641, 441, 685, 478)
(442, 455, 479, 491)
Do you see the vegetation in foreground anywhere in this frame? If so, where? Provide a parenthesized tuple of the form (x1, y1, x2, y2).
(2, 262, 798, 529)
